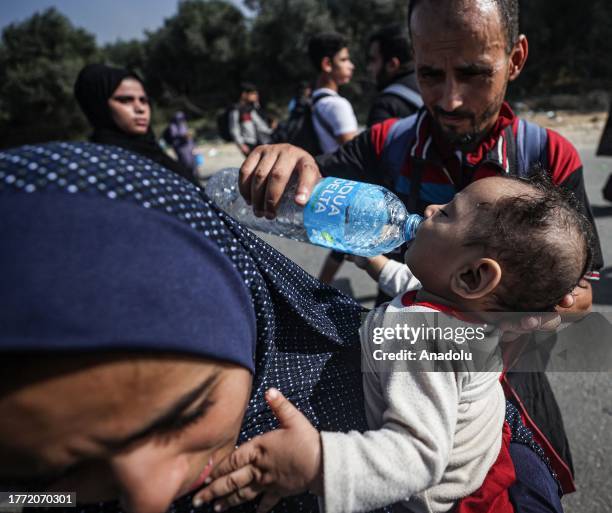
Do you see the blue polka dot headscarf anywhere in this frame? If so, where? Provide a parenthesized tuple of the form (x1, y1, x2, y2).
(0, 142, 257, 372)
(0, 142, 388, 513)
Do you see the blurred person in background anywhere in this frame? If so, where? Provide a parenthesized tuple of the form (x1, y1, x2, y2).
(595, 98, 612, 201)
(163, 111, 197, 174)
(74, 63, 195, 183)
(309, 32, 360, 284)
(229, 82, 274, 157)
(287, 81, 313, 116)
(320, 25, 424, 285)
(366, 23, 423, 127)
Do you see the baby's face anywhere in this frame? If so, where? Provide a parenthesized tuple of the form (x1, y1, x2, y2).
(405, 177, 522, 296)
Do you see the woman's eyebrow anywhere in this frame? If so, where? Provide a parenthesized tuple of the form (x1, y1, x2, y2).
(94, 373, 219, 451)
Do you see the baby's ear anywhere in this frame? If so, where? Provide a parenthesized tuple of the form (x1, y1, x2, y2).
(451, 258, 502, 300)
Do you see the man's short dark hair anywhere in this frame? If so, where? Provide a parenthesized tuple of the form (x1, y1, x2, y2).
(368, 23, 412, 65)
(462, 171, 594, 312)
(408, 0, 519, 53)
(240, 82, 257, 93)
(308, 32, 349, 71)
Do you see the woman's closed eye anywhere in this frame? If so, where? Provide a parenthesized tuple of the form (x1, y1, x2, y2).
(156, 398, 214, 439)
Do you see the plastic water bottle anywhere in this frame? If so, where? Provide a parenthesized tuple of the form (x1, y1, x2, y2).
(206, 168, 423, 257)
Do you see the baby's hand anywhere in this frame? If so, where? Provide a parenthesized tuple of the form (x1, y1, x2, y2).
(193, 388, 323, 513)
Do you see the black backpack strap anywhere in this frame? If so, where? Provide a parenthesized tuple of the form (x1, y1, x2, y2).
(381, 83, 424, 110)
(408, 158, 425, 212)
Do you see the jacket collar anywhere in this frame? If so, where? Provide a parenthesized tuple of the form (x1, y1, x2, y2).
(410, 102, 516, 172)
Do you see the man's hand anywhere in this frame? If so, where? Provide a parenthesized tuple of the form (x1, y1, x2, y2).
(555, 278, 593, 319)
(239, 144, 321, 218)
(193, 388, 323, 513)
(498, 290, 580, 344)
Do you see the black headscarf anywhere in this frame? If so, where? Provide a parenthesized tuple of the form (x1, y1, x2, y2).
(74, 64, 195, 183)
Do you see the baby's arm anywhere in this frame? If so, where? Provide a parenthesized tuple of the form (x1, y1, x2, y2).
(347, 256, 422, 297)
(194, 388, 323, 513)
(377, 259, 421, 297)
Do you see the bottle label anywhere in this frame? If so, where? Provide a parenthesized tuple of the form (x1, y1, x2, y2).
(303, 177, 363, 250)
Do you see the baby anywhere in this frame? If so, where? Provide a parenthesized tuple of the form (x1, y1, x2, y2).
(194, 174, 593, 513)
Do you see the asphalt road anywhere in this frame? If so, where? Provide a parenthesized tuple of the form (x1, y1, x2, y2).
(202, 141, 612, 512)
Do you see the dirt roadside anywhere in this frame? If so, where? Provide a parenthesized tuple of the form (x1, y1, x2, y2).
(192, 110, 610, 181)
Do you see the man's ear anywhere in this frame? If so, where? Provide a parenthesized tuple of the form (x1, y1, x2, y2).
(385, 57, 401, 75)
(321, 56, 333, 74)
(450, 258, 502, 300)
(508, 34, 528, 81)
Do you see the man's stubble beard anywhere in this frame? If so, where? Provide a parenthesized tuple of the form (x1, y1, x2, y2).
(431, 87, 508, 153)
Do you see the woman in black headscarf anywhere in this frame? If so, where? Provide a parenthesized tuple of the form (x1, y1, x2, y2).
(74, 63, 195, 183)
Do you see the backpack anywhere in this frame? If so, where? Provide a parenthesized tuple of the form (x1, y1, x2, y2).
(381, 83, 424, 110)
(380, 115, 548, 212)
(216, 105, 235, 142)
(272, 93, 334, 156)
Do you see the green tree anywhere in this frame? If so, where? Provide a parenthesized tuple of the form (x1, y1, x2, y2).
(144, 0, 249, 112)
(102, 39, 147, 76)
(246, 0, 333, 99)
(0, 8, 98, 148)
(245, 0, 408, 114)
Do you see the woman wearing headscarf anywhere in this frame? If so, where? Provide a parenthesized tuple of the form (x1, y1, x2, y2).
(74, 63, 195, 183)
(0, 141, 384, 513)
(0, 143, 564, 513)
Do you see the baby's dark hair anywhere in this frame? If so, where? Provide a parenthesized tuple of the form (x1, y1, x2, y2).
(462, 170, 594, 311)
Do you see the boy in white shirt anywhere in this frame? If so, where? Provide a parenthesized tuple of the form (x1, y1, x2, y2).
(309, 32, 360, 284)
(307, 32, 358, 155)
(195, 175, 592, 513)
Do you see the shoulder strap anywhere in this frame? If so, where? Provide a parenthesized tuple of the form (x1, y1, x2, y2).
(379, 112, 422, 191)
(311, 93, 338, 141)
(382, 83, 424, 109)
(516, 119, 548, 176)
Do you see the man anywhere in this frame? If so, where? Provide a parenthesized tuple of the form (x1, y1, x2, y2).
(366, 23, 423, 126)
(228, 82, 274, 157)
(320, 24, 424, 283)
(307, 32, 360, 282)
(235, 0, 604, 495)
(308, 32, 359, 155)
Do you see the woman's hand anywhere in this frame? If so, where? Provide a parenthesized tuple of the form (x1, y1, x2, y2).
(193, 388, 323, 513)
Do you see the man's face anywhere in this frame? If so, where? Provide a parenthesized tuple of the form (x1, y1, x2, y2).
(330, 47, 354, 86)
(0, 355, 252, 513)
(411, 0, 519, 151)
(241, 90, 258, 105)
(367, 41, 387, 89)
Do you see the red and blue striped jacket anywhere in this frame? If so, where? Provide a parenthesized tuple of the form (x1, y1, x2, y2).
(317, 102, 603, 278)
